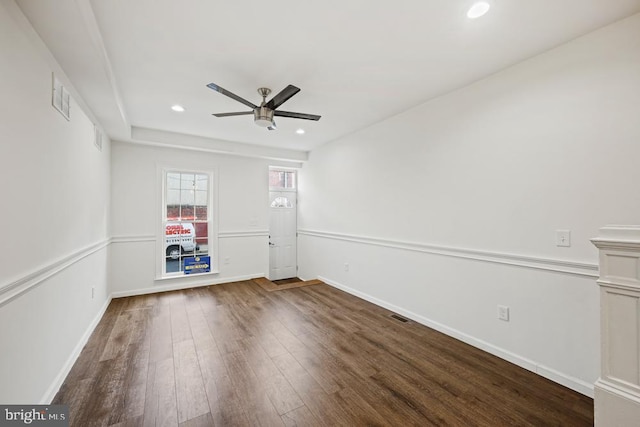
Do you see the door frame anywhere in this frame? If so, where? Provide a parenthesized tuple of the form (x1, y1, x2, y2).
(268, 167, 298, 281)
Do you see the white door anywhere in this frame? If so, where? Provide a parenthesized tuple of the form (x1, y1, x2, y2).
(269, 191, 297, 280)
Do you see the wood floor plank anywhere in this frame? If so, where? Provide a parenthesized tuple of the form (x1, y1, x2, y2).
(170, 291, 193, 344)
(173, 340, 210, 424)
(186, 298, 217, 351)
(262, 373, 305, 416)
(289, 348, 343, 394)
(238, 337, 283, 381)
(120, 307, 152, 421)
(148, 314, 172, 363)
(242, 389, 287, 427)
(54, 378, 93, 426)
(271, 352, 309, 384)
(269, 322, 309, 354)
(99, 309, 135, 361)
(333, 387, 390, 427)
(255, 331, 289, 358)
(281, 405, 324, 427)
(54, 283, 593, 426)
(177, 412, 214, 427)
(284, 370, 356, 427)
(109, 415, 143, 427)
(207, 374, 252, 427)
(143, 358, 178, 427)
(222, 351, 286, 426)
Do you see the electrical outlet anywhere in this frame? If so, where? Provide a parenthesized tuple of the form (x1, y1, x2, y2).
(556, 230, 571, 247)
(223, 257, 231, 265)
(91, 287, 95, 299)
(344, 263, 349, 272)
(498, 305, 510, 321)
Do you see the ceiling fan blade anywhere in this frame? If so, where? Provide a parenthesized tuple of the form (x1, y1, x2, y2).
(265, 85, 300, 110)
(207, 83, 258, 109)
(274, 110, 321, 121)
(212, 111, 253, 117)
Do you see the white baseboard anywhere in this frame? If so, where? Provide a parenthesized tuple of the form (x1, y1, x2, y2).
(110, 273, 265, 298)
(41, 295, 112, 404)
(318, 275, 594, 398)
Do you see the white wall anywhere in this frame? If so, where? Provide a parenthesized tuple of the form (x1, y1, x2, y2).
(298, 13, 640, 395)
(109, 141, 298, 296)
(0, 0, 111, 403)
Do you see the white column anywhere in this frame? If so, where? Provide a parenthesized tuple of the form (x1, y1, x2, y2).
(591, 226, 640, 426)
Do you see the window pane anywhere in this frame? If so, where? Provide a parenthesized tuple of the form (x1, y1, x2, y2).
(284, 171, 295, 188)
(269, 170, 296, 189)
(180, 189, 195, 206)
(165, 223, 183, 274)
(270, 196, 292, 208)
(269, 170, 280, 187)
(167, 173, 181, 189)
(166, 189, 180, 205)
(166, 205, 179, 220)
(195, 190, 207, 206)
(195, 174, 208, 191)
(195, 222, 208, 255)
(166, 188, 180, 220)
(180, 189, 195, 220)
(181, 174, 195, 190)
(196, 238, 208, 255)
(195, 204, 207, 220)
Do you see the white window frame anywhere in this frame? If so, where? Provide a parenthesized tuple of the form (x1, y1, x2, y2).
(156, 167, 219, 280)
(269, 167, 298, 193)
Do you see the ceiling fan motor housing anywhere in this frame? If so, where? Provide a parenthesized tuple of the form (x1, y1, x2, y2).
(254, 107, 274, 127)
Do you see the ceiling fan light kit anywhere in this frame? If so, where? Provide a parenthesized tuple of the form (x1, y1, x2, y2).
(207, 83, 321, 130)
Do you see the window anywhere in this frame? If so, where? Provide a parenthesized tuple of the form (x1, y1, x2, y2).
(162, 171, 214, 276)
(52, 74, 71, 120)
(270, 196, 293, 208)
(269, 169, 296, 190)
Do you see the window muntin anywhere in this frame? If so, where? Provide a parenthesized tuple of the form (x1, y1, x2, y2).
(163, 171, 211, 275)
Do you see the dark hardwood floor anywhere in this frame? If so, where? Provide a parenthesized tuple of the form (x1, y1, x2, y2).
(53, 280, 593, 426)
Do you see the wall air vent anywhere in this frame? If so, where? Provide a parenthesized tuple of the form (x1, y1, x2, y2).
(390, 314, 409, 323)
(94, 125, 103, 152)
(52, 73, 70, 120)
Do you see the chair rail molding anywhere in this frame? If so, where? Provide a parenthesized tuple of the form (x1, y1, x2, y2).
(591, 225, 640, 426)
(0, 239, 110, 307)
(299, 229, 598, 277)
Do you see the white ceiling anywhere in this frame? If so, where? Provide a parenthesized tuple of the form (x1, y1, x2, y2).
(15, 0, 640, 152)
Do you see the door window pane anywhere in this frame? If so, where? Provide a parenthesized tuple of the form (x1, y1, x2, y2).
(270, 196, 293, 208)
(269, 170, 296, 189)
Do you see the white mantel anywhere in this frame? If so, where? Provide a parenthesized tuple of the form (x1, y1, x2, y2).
(591, 225, 640, 426)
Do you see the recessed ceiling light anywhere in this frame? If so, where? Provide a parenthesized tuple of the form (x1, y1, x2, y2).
(296, 128, 305, 135)
(467, 1, 490, 19)
(171, 104, 185, 112)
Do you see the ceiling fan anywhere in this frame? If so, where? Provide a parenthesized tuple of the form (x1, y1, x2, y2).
(206, 83, 321, 130)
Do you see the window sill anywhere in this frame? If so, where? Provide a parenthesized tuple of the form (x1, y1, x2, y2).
(154, 270, 220, 282)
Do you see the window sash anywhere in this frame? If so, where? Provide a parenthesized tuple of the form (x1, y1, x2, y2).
(161, 169, 215, 277)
